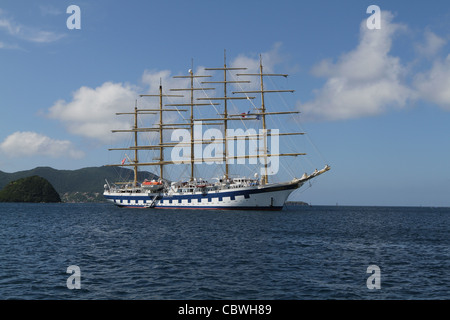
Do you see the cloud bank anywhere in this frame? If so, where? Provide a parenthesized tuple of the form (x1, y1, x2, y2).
(0, 8, 65, 45)
(414, 54, 450, 110)
(299, 11, 414, 121)
(0, 132, 84, 159)
(47, 65, 223, 143)
(296, 10, 450, 121)
(48, 82, 139, 143)
(43, 32, 450, 151)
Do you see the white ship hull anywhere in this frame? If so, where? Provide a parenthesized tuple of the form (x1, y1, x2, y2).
(104, 180, 303, 210)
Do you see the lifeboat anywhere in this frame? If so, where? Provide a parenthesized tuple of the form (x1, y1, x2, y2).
(142, 179, 162, 186)
(142, 179, 164, 191)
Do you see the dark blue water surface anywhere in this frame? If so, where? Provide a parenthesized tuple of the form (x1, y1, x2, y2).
(0, 203, 448, 300)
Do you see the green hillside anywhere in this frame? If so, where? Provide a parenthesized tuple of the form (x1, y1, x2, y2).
(0, 166, 157, 203)
(0, 175, 61, 203)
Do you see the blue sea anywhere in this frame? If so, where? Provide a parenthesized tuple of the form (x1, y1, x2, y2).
(0, 203, 448, 300)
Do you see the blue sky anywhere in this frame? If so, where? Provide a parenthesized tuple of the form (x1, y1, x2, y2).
(1, 0, 450, 206)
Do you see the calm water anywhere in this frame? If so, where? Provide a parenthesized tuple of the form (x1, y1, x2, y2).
(0, 203, 448, 300)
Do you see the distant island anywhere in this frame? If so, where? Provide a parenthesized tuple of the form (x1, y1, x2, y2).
(0, 175, 61, 203)
(0, 166, 157, 203)
(285, 201, 310, 206)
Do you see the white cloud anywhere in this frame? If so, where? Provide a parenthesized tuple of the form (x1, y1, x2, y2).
(140, 67, 209, 123)
(47, 67, 223, 143)
(48, 82, 139, 143)
(415, 30, 447, 58)
(140, 68, 192, 103)
(23, 30, 65, 43)
(0, 9, 65, 44)
(299, 11, 414, 121)
(39, 5, 63, 16)
(0, 132, 84, 159)
(414, 54, 450, 110)
(141, 69, 173, 93)
(229, 43, 285, 92)
(0, 40, 19, 50)
(231, 42, 283, 74)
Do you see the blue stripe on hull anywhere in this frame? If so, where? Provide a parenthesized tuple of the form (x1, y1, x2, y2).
(114, 204, 283, 211)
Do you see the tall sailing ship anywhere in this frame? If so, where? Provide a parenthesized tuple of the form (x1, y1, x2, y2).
(103, 53, 330, 210)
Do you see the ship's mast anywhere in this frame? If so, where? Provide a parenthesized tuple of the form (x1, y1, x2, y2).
(110, 101, 157, 186)
(159, 85, 163, 178)
(202, 50, 250, 179)
(259, 59, 269, 185)
(234, 55, 301, 185)
(139, 83, 184, 181)
(170, 63, 215, 181)
(109, 84, 184, 183)
(133, 100, 139, 185)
